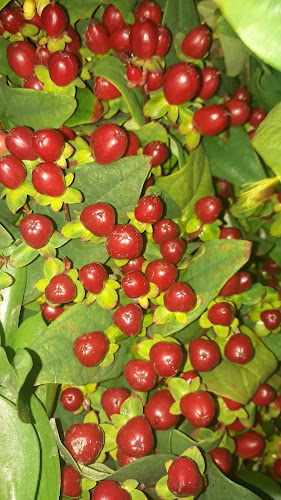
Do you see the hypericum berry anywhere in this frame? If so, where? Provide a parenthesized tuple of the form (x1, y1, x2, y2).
(208, 302, 234, 326)
(123, 131, 141, 157)
(85, 19, 110, 54)
(36, 45, 51, 66)
(260, 309, 281, 330)
(263, 258, 281, 276)
(147, 70, 164, 91)
(233, 86, 251, 104)
(91, 480, 130, 500)
(5, 126, 37, 160)
(182, 23, 211, 58)
(41, 4, 67, 37)
(41, 302, 63, 322)
(122, 270, 150, 298)
(227, 418, 246, 432)
(164, 282, 196, 312)
(219, 273, 239, 297)
(144, 390, 178, 430)
(180, 390, 215, 427)
(127, 65, 143, 84)
(143, 141, 168, 168)
(249, 107, 267, 128)
(101, 387, 130, 419)
(117, 447, 137, 467)
(225, 98, 251, 127)
(90, 124, 127, 165)
(145, 259, 178, 292)
(32, 129, 64, 163)
(113, 303, 143, 337)
(64, 423, 104, 465)
(102, 4, 124, 34)
(224, 333, 254, 364)
(7, 41, 36, 79)
(135, 195, 163, 223)
(60, 387, 84, 412)
(182, 370, 199, 384)
(135, 1, 162, 24)
(109, 24, 131, 52)
(209, 447, 233, 474)
(121, 256, 145, 274)
(274, 458, 281, 479)
(195, 196, 222, 224)
(0, 155, 26, 189)
(149, 341, 183, 377)
(237, 271, 252, 293)
(93, 76, 121, 100)
(48, 51, 79, 87)
(198, 67, 220, 100)
(45, 274, 76, 304)
(124, 359, 157, 392)
(0, 7, 24, 34)
(73, 331, 109, 367)
(153, 218, 179, 244)
(78, 262, 108, 295)
(193, 104, 229, 136)
(23, 74, 44, 91)
(235, 431, 265, 459)
(156, 25, 171, 57)
(189, 337, 221, 371)
(219, 227, 241, 239)
(61, 465, 82, 498)
(80, 202, 116, 237)
(252, 383, 277, 406)
(59, 125, 76, 141)
(215, 177, 234, 199)
(160, 238, 186, 265)
(223, 397, 242, 411)
(19, 214, 54, 249)
(106, 224, 143, 260)
(167, 456, 203, 497)
(130, 19, 158, 59)
(164, 63, 200, 105)
(116, 416, 154, 458)
(32, 162, 66, 197)
(66, 25, 81, 50)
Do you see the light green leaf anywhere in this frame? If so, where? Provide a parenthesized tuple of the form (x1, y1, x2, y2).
(252, 102, 281, 178)
(10, 242, 39, 268)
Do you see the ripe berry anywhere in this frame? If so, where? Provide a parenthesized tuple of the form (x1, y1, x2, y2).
(41, 4, 67, 37)
(252, 383, 277, 406)
(274, 458, 281, 479)
(73, 331, 109, 367)
(0, 155, 26, 189)
(93, 76, 121, 100)
(195, 196, 222, 224)
(5, 126, 37, 160)
(116, 415, 154, 458)
(208, 302, 234, 326)
(85, 20, 110, 54)
(48, 51, 79, 87)
(0, 7, 24, 34)
(149, 341, 183, 377)
(160, 238, 186, 264)
(220, 227, 241, 239)
(260, 309, 281, 330)
(110, 24, 131, 53)
(106, 224, 143, 260)
(263, 258, 281, 276)
(164, 282, 196, 312)
(36, 46, 51, 66)
(198, 67, 220, 100)
(156, 25, 171, 57)
(123, 131, 141, 157)
(61, 465, 81, 498)
(135, 195, 163, 223)
(237, 272, 252, 293)
(147, 70, 164, 91)
(180, 390, 215, 427)
(145, 259, 178, 292)
(117, 447, 137, 467)
(32, 129, 64, 163)
(45, 274, 76, 304)
(90, 124, 128, 165)
(102, 4, 124, 34)
(182, 370, 199, 384)
(167, 456, 203, 497)
(143, 141, 168, 167)
(224, 333, 254, 364)
(130, 19, 158, 59)
(24, 74, 44, 91)
(19, 214, 54, 249)
(79, 262, 108, 295)
(235, 431, 265, 459)
(60, 387, 84, 412)
(80, 202, 115, 237)
(113, 303, 143, 336)
(153, 218, 179, 244)
(121, 256, 145, 274)
(219, 273, 239, 296)
(7, 41, 36, 79)
(225, 98, 250, 127)
(101, 387, 130, 419)
(193, 104, 229, 136)
(227, 418, 245, 432)
(64, 422, 104, 465)
(223, 397, 242, 411)
(66, 25, 81, 51)
(215, 177, 233, 199)
(135, 1, 162, 24)
(127, 66, 143, 86)
(189, 337, 221, 371)
(209, 447, 233, 474)
(232, 86, 251, 104)
(41, 302, 63, 322)
(91, 480, 130, 500)
(122, 270, 150, 298)
(124, 359, 157, 392)
(32, 162, 66, 197)
(164, 63, 200, 105)
(144, 390, 178, 430)
(249, 107, 267, 128)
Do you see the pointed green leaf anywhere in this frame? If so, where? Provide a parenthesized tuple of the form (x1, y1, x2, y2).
(10, 242, 39, 268)
(44, 258, 65, 280)
(63, 187, 83, 204)
(5, 187, 27, 213)
(0, 270, 13, 289)
(120, 395, 143, 421)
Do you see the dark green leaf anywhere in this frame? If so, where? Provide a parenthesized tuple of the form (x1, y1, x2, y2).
(249, 58, 281, 111)
(58, 238, 108, 268)
(0, 261, 26, 344)
(263, 332, 281, 362)
(235, 470, 281, 500)
(252, 102, 281, 178)
(171, 429, 222, 455)
(9, 312, 46, 351)
(216, 16, 248, 77)
(108, 454, 176, 485)
(65, 87, 98, 127)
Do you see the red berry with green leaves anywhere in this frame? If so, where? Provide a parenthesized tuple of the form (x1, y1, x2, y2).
(130, 19, 158, 59)
(147, 70, 164, 91)
(220, 227, 241, 239)
(32, 162, 66, 197)
(121, 256, 145, 274)
(23, 74, 44, 90)
(73, 331, 109, 367)
(106, 224, 143, 259)
(164, 63, 200, 105)
(237, 271, 252, 293)
(0, 155, 26, 189)
(167, 456, 203, 497)
(85, 20, 111, 54)
(208, 302, 234, 326)
(113, 303, 143, 336)
(60, 387, 84, 412)
(274, 458, 281, 479)
(149, 341, 183, 377)
(156, 25, 171, 57)
(220, 273, 239, 297)
(252, 383, 277, 406)
(48, 51, 79, 87)
(224, 333, 254, 364)
(233, 86, 251, 104)
(124, 359, 157, 392)
(41, 303, 63, 322)
(143, 141, 168, 167)
(182, 24, 211, 59)
(61, 465, 82, 498)
(182, 370, 199, 384)
(45, 274, 76, 304)
(5, 126, 37, 160)
(145, 259, 178, 292)
(189, 337, 221, 371)
(144, 389, 178, 430)
(195, 196, 222, 224)
(117, 415, 154, 458)
(122, 270, 150, 298)
(0, 7, 24, 34)
(164, 282, 196, 312)
(135, 195, 163, 223)
(153, 218, 179, 244)
(123, 131, 141, 157)
(223, 397, 242, 411)
(19, 214, 54, 249)
(41, 4, 67, 37)
(160, 238, 186, 264)
(198, 66, 220, 100)
(90, 124, 128, 165)
(117, 447, 137, 467)
(249, 107, 267, 128)
(109, 24, 131, 52)
(79, 262, 108, 295)
(209, 447, 233, 474)
(102, 4, 124, 34)
(135, 1, 162, 24)
(32, 129, 65, 163)
(91, 480, 130, 500)
(225, 98, 251, 127)
(235, 431, 265, 459)
(180, 390, 215, 427)
(64, 422, 104, 465)
(93, 76, 121, 100)
(101, 387, 130, 419)
(260, 309, 281, 330)
(193, 104, 229, 136)
(80, 202, 116, 237)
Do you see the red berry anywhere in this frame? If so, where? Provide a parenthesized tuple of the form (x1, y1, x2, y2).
(198, 67, 220, 100)
(113, 303, 143, 337)
(223, 397, 242, 411)
(124, 359, 157, 392)
(79, 262, 108, 295)
(189, 337, 221, 371)
(0, 155, 26, 189)
(23, 74, 44, 91)
(153, 218, 179, 244)
(102, 4, 124, 34)
(227, 418, 245, 432)
(155, 25, 171, 57)
(0, 7, 24, 34)
(237, 271, 252, 293)
(145, 259, 178, 292)
(117, 447, 137, 467)
(101, 387, 130, 419)
(121, 256, 145, 274)
(220, 227, 241, 239)
(180, 390, 215, 427)
(182, 24, 211, 59)
(225, 98, 250, 127)
(73, 331, 109, 367)
(219, 273, 240, 297)
(59, 125, 76, 141)
(182, 370, 199, 384)
(149, 341, 183, 377)
(123, 131, 141, 157)
(36, 45, 51, 66)
(164, 63, 200, 105)
(232, 86, 251, 104)
(135, 1, 162, 24)
(143, 141, 168, 167)
(193, 104, 229, 136)
(45, 274, 76, 304)
(122, 270, 150, 298)
(252, 383, 277, 406)
(110, 24, 131, 53)
(106, 224, 143, 260)
(41, 4, 67, 37)
(195, 196, 222, 224)
(7, 41, 36, 78)
(90, 124, 128, 165)
(60, 387, 84, 412)
(144, 390, 178, 430)
(61, 465, 81, 498)
(66, 25, 81, 50)
(64, 422, 104, 465)
(235, 431, 265, 459)
(32, 162, 66, 197)
(208, 302, 234, 326)
(215, 177, 234, 199)
(260, 309, 281, 330)
(209, 447, 233, 474)
(160, 238, 186, 265)
(85, 20, 110, 54)
(5, 126, 37, 160)
(93, 76, 121, 100)
(80, 202, 116, 237)
(167, 456, 203, 497)
(19, 214, 53, 249)
(147, 70, 164, 91)
(48, 51, 79, 87)
(127, 65, 143, 84)
(249, 107, 267, 128)
(32, 129, 64, 163)
(224, 333, 254, 365)
(91, 480, 130, 500)
(274, 458, 281, 479)
(41, 303, 63, 322)
(263, 258, 281, 276)
(164, 282, 196, 312)
(130, 19, 158, 59)
(116, 415, 154, 458)
(135, 195, 163, 223)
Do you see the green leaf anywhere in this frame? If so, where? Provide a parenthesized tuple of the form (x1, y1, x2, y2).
(213, 0, 281, 71)
(235, 470, 281, 500)
(249, 58, 281, 111)
(0, 396, 40, 500)
(0, 75, 77, 129)
(43, 258, 65, 280)
(252, 102, 281, 178)
(120, 395, 143, 421)
(0, 260, 26, 344)
(10, 242, 39, 268)
(202, 128, 265, 186)
(108, 454, 176, 486)
(0, 347, 32, 411)
(59, 0, 137, 24)
(5, 186, 27, 213)
(216, 16, 248, 77)
(0, 223, 13, 249)
(133, 121, 169, 146)
(65, 87, 99, 127)
(10, 312, 46, 351)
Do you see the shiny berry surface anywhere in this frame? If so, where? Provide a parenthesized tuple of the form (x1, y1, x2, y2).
(164, 63, 200, 105)
(193, 104, 229, 136)
(45, 274, 76, 304)
(102, 4, 124, 34)
(85, 20, 110, 54)
(91, 480, 130, 500)
(0, 155, 26, 189)
(32, 129, 64, 163)
(122, 270, 150, 298)
(252, 383, 277, 406)
(32, 162, 66, 197)
(209, 447, 233, 474)
(160, 238, 186, 264)
(145, 259, 178, 292)
(80, 202, 116, 237)
(60, 387, 84, 412)
(180, 390, 215, 427)
(116, 416, 154, 458)
(219, 227, 241, 239)
(61, 465, 81, 498)
(106, 224, 143, 259)
(189, 337, 221, 371)
(225, 98, 251, 127)
(41, 4, 67, 37)
(260, 309, 281, 330)
(149, 341, 183, 377)
(195, 196, 222, 224)
(79, 262, 108, 295)
(224, 333, 254, 364)
(219, 273, 239, 297)
(208, 302, 234, 326)
(130, 19, 158, 59)
(48, 51, 79, 87)
(164, 282, 196, 312)
(124, 358, 157, 392)
(0, 7, 24, 34)
(101, 387, 130, 419)
(144, 390, 178, 430)
(64, 422, 104, 465)
(113, 303, 143, 336)
(153, 218, 179, 244)
(235, 431, 265, 459)
(93, 76, 121, 100)
(135, 1, 162, 24)
(143, 141, 168, 167)
(5, 126, 37, 160)
(73, 331, 109, 367)
(90, 124, 128, 165)
(19, 214, 54, 249)
(167, 456, 203, 497)
(198, 66, 220, 100)
(135, 195, 163, 223)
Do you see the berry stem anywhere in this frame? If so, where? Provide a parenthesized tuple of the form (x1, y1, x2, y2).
(23, 202, 32, 215)
(63, 202, 71, 222)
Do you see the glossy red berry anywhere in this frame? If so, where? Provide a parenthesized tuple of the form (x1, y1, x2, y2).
(209, 447, 233, 474)
(274, 458, 281, 479)
(116, 415, 154, 458)
(19, 214, 54, 249)
(182, 24, 211, 59)
(227, 418, 246, 432)
(121, 256, 145, 274)
(91, 480, 130, 500)
(0, 155, 26, 189)
(106, 224, 143, 259)
(64, 422, 104, 465)
(102, 4, 124, 34)
(160, 238, 186, 265)
(223, 397, 242, 411)
(198, 67, 220, 100)
(145, 259, 178, 292)
(249, 107, 267, 128)
(123, 131, 141, 157)
(101, 387, 130, 419)
(122, 270, 150, 298)
(79, 262, 108, 295)
(110, 24, 131, 53)
(124, 359, 157, 392)
(48, 51, 79, 87)
(235, 431, 265, 459)
(144, 390, 178, 430)
(113, 303, 143, 337)
(225, 98, 250, 127)
(41, 4, 67, 37)
(182, 370, 199, 384)
(167, 456, 203, 497)
(117, 447, 137, 467)
(155, 25, 171, 57)
(153, 218, 179, 244)
(147, 70, 164, 91)
(149, 341, 183, 377)
(220, 227, 241, 239)
(180, 390, 215, 427)
(80, 202, 116, 237)
(93, 76, 121, 100)
(208, 302, 234, 326)
(73, 331, 109, 367)
(6, 126, 37, 160)
(61, 465, 82, 498)
(45, 274, 76, 304)
(232, 86, 251, 104)
(237, 272, 252, 293)
(195, 196, 222, 224)
(252, 383, 277, 406)
(85, 20, 110, 54)
(164, 63, 200, 105)
(189, 337, 221, 371)
(193, 104, 229, 136)
(130, 19, 158, 59)
(32, 129, 64, 163)
(164, 282, 196, 312)
(263, 258, 281, 276)
(36, 45, 51, 66)
(32, 162, 66, 197)
(7, 41, 36, 79)
(215, 177, 234, 199)
(90, 124, 127, 165)
(224, 333, 254, 364)
(23, 74, 44, 90)
(135, 195, 163, 223)
(59, 125, 76, 141)
(127, 65, 143, 84)
(60, 387, 84, 412)
(260, 309, 281, 330)
(41, 303, 63, 322)
(219, 273, 240, 297)
(0, 7, 24, 34)
(135, 1, 162, 24)
(66, 25, 81, 50)
(143, 141, 168, 167)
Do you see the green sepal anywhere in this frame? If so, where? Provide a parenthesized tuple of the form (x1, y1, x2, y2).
(35, 193, 53, 206)
(168, 377, 194, 402)
(81, 478, 96, 491)
(155, 475, 175, 500)
(213, 324, 230, 338)
(199, 221, 221, 241)
(154, 305, 175, 324)
(38, 242, 56, 259)
(5, 187, 27, 213)
(85, 293, 97, 307)
(199, 310, 212, 328)
(96, 287, 119, 310)
(219, 432, 236, 454)
(0, 271, 13, 289)
(73, 280, 85, 303)
(122, 479, 139, 493)
(114, 258, 129, 267)
(106, 279, 120, 290)
(270, 213, 281, 237)
(99, 423, 118, 452)
(49, 231, 69, 248)
(184, 128, 201, 152)
(181, 446, 205, 475)
(169, 400, 181, 415)
(143, 92, 169, 120)
(175, 311, 188, 324)
(185, 217, 201, 233)
(43, 258, 65, 279)
(254, 321, 271, 337)
(67, 269, 79, 282)
(34, 65, 49, 83)
(110, 414, 127, 429)
(35, 278, 49, 293)
(98, 343, 119, 368)
(62, 142, 74, 160)
(120, 395, 143, 422)
(50, 197, 63, 212)
(47, 38, 65, 53)
(168, 105, 179, 124)
(64, 172, 74, 187)
(63, 187, 83, 204)
(9, 242, 39, 268)
(21, 23, 39, 37)
(62, 219, 91, 239)
(20, 180, 37, 196)
(84, 411, 99, 425)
